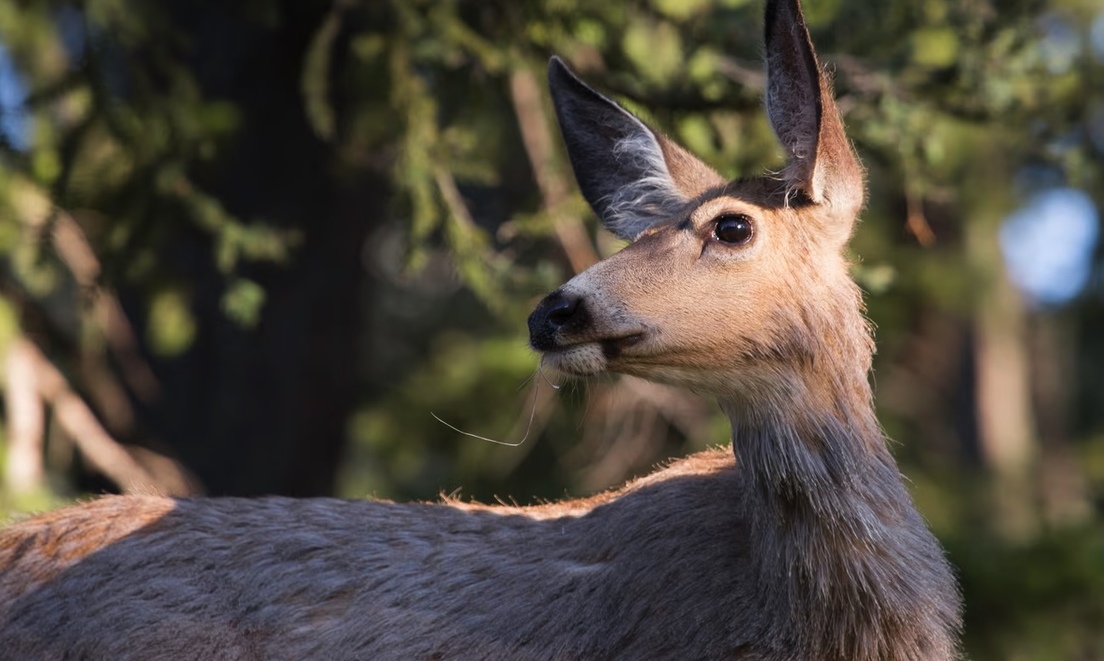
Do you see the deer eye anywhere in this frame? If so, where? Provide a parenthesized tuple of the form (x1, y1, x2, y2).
(712, 214, 754, 245)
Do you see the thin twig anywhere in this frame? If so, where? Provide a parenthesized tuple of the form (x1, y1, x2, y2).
(22, 338, 157, 493)
(508, 64, 598, 273)
(52, 212, 162, 400)
(4, 339, 45, 494)
(12, 181, 161, 401)
(904, 186, 936, 247)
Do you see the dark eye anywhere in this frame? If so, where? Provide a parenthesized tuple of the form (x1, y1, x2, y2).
(713, 214, 754, 245)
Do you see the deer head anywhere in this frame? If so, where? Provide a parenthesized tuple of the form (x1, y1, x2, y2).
(529, 0, 871, 419)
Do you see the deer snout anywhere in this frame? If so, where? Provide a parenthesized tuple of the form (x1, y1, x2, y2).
(528, 290, 588, 351)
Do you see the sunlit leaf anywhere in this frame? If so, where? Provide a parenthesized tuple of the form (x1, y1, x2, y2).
(221, 277, 266, 328)
(147, 287, 196, 357)
(622, 18, 683, 85)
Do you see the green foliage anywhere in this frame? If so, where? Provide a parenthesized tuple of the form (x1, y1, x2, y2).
(146, 287, 196, 357)
(0, 1, 1101, 656)
(220, 278, 266, 329)
(0, 0, 302, 345)
(622, 18, 683, 84)
(0, 297, 20, 362)
(951, 524, 1104, 660)
(343, 333, 542, 501)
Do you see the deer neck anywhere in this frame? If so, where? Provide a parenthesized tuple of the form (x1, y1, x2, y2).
(717, 368, 959, 658)
(720, 370, 896, 526)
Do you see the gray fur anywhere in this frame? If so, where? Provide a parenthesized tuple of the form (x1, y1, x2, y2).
(0, 1, 961, 658)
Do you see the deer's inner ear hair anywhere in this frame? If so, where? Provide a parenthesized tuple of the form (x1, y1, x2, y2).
(711, 214, 755, 246)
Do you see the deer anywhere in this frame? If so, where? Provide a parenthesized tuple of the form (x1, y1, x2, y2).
(0, 1, 961, 658)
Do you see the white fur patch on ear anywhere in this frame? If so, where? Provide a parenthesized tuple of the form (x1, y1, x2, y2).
(601, 132, 686, 240)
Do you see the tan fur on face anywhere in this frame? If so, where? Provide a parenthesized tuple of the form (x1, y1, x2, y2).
(551, 181, 871, 410)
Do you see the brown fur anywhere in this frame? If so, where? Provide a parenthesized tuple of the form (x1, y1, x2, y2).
(0, 1, 961, 658)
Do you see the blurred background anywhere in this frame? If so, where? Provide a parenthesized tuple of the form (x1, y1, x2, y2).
(0, 0, 1101, 657)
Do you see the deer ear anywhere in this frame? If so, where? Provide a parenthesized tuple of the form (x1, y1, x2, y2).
(765, 0, 864, 239)
(548, 57, 724, 241)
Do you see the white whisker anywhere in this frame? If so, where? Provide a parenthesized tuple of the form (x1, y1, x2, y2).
(431, 371, 546, 447)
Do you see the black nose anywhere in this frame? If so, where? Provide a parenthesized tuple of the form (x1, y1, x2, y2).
(528, 290, 585, 351)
